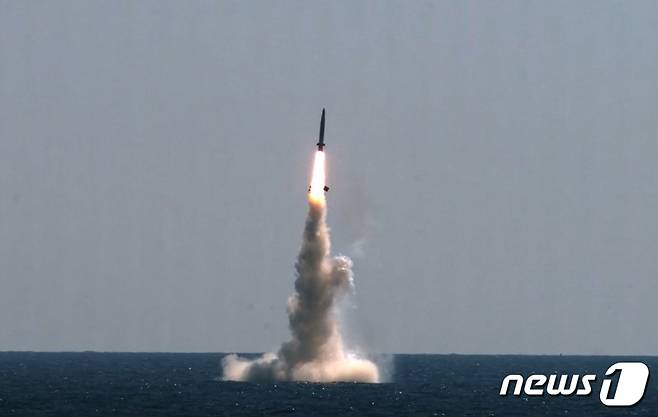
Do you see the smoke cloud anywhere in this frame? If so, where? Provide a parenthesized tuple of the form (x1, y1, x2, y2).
(222, 197, 379, 383)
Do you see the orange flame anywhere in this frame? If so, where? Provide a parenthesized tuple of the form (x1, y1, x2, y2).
(308, 151, 326, 204)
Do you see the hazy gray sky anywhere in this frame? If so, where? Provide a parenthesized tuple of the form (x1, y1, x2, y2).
(1, 1, 657, 354)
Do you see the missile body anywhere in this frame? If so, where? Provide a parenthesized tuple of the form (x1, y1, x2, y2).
(318, 109, 328, 191)
(317, 108, 326, 151)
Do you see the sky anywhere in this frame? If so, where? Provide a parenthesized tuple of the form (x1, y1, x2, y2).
(1, 1, 657, 354)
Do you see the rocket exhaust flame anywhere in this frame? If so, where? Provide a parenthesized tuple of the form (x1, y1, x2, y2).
(308, 151, 326, 204)
(221, 112, 379, 383)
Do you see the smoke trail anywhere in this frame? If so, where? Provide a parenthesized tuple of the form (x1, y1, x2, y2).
(222, 154, 379, 382)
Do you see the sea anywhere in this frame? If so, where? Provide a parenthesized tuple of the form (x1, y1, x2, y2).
(0, 352, 654, 416)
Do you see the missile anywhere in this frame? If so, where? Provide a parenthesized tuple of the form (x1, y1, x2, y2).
(309, 109, 329, 193)
(317, 108, 326, 151)
(318, 108, 329, 192)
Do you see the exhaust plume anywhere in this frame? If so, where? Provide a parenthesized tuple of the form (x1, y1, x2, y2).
(222, 151, 379, 383)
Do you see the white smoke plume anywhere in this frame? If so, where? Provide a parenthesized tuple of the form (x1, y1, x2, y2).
(222, 194, 379, 383)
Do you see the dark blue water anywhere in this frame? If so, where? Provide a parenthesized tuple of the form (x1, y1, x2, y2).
(0, 352, 655, 416)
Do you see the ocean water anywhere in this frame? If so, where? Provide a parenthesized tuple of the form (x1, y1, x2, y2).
(0, 352, 655, 416)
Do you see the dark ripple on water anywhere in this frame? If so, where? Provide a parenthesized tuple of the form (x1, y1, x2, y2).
(0, 352, 655, 416)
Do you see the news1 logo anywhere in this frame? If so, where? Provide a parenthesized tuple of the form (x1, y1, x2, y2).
(500, 362, 650, 407)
